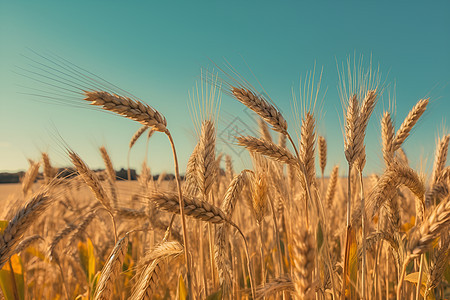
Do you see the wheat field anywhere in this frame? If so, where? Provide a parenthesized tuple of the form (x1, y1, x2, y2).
(0, 62, 449, 300)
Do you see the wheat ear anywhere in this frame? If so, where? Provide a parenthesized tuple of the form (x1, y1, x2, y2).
(94, 233, 130, 300)
(392, 98, 429, 151)
(13, 235, 43, 255)
(42, 152, 55, 183)
(236, 135, 297, 166)
(99, 146, 116, 183)
(150, 192, 229, 224)
(232, 87, 287, 134)
(0, 186, 52, 269)
(300, 112, 317, 187)
(292, 226, 315, 299)
(22, 161, 40, 196)
(430, 134, 450, 186)
(258, 118, 273, 142)
(69, 150, 112, 211)
(318, 136, 327, 177)
(197, 120, 217, 196)
(326, 166, 339, 208)
(84, 91, 167, 132)
(381, 111, 395, 165)
(131, 241, 184, 300)
(253, 276, 294, 299)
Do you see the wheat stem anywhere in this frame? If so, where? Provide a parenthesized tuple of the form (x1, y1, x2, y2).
(165, 129, 193, 299)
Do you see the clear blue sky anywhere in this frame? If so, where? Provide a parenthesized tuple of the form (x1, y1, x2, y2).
(0, 1, 449, 177)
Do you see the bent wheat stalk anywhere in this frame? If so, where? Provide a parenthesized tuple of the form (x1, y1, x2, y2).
(83, 90, 193, 298)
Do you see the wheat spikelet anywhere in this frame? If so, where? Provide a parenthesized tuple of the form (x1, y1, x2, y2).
(221, 170, 252, 215)
(138, 161, 152, 192)
(42, 152, 55, 183)
(254, 276, 294, 299)
(251, 172, 268, 224)
(131, 241, 183, 300)
(326, 166, 339, 208)
(100, 146, 116, 183)
(69, 150, 112, 211)
(344, 95, 360, 165)
(47, 223, 77, 263)
(100, 146, 118, 206)
(13, 235, 43, 255)
(22, 161, 40, 196)
(381, 111, 395, 165)
(292, 226, 315, 299)
(300, 112, 316, 184)
(258, 118, 272, 142)
(431, 134, 450, 186)
(237, 135, 297, 166)
(214, 170, 252, 291)
(197, 120, 217, 196)
(225, 155, 234, 182)
(214, 224, 232, 293)
(397, 147, 409, 165)
(149, 192, 229, 224)
(232, 87, 287, 134)
(425, 181, 449, 208)
(385, 192, 401, 232)
(376, 163, 423, 217)
(407, 197, 450, 257)
(0, 186, 52, 268)
(67, 211, 97, 249)
(94, 233, 129, 300)
(318, 136, 327, 176)
(115, 207, 147, 219)
(84, 91, 167, 132)
(392, 98, 429, 151)
(425, 236, 449, 294)
(357, 90, 378, 135)
(184, 142, 201, 196)
(353, 162, 425, 225)
(354, 90, 378, 170)
(129, 126, 149, 149)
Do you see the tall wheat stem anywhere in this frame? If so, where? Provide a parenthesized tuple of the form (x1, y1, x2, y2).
(8, 260, 19, 300)
(286, 133, 311, 225)
(415, 255, 424, 300)
(359, 169, 367, 299)
(268, 196, 283, 277)
(397, 255, 412, 299)
(342, 164, 353, 299)
(208, 194, 218, 291)
(165, 129, 193, 299)
(258, 221, 266, 285)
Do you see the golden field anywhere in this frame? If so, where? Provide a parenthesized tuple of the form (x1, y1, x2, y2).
(0, 68, 449, 300)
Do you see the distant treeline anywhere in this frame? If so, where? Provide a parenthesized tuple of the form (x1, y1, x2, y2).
(0, 168, 180, 184)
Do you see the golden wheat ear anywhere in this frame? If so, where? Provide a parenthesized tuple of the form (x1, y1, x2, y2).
(84, 90, 167, 132)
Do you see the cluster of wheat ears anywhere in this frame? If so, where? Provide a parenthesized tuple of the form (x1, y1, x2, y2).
(0, 59, 449, 300)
